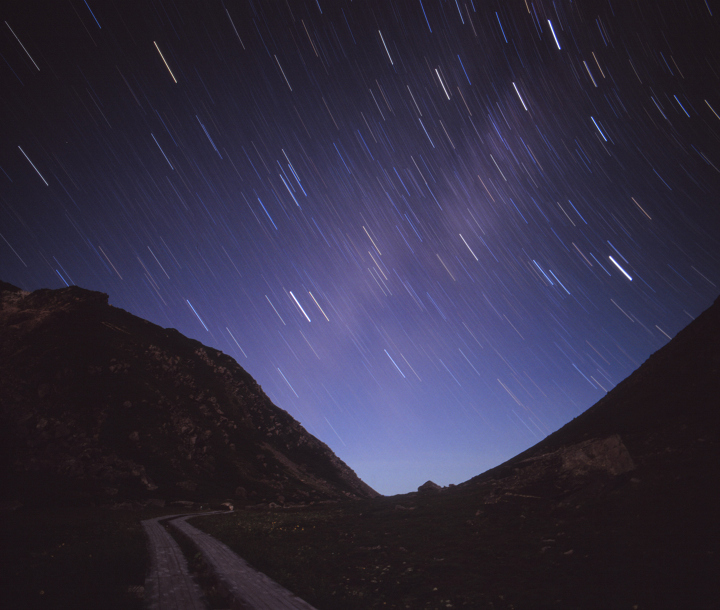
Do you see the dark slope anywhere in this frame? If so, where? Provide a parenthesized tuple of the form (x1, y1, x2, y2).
(438, 293, 720, 608)
(468, 293, 720, 486)
(0, 282, 377, 506)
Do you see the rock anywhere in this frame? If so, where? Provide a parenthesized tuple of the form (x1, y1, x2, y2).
(141, 476, 158, 491)
(109, 501, 134, 510)
(418, 480, 442, 492)
(560, 434, 635, 477)
(170, 500, 196, 508)
(482, 434, 637, 505)
(176, 480, 197, 492)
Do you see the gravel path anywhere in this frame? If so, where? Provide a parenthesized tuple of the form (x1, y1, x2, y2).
(171, 514, 318, 610)
(142, 515, 207, 610)
(142, 512, 317, 610)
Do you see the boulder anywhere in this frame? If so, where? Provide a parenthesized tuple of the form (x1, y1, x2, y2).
(560, 434, 635, 477)
(418, 480, 442, 492)
(176, 480, 197, 492)
(170, 500, 196, 508)
(482, 435, 636, 504)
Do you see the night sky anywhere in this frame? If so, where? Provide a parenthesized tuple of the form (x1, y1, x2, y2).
(1, 0, 719, 495)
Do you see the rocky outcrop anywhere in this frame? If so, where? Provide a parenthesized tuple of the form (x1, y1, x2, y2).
(481, 434, 635, 504)
(464, 293, 720, 508)
(0, 282, 378, 506)
(418, 480, 442, 492)
(559, 434, 635, 476)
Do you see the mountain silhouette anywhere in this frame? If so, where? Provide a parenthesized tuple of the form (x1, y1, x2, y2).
(0, 281, 377, 507)
(196, 292, 718, 609)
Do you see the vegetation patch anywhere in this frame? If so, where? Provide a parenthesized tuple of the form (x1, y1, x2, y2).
(190, 491, 534, 609)
(0, 506, 202, 610)
(191, 463, 719, 610)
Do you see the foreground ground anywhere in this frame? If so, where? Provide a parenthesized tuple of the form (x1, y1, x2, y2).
(3, 422, 718, 609)
(192, 467, 718, 610)
(3, 297, 719, 609)
(1, 436, 718, 610)
(0, 506, 149, 610)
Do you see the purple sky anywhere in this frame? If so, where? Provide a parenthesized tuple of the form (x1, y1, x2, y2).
(1, 0, 719, 495)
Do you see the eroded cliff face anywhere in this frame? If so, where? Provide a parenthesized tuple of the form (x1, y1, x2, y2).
(0, 281, 377, 506)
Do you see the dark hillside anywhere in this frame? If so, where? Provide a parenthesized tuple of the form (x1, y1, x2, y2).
(0, 282, 377, 507)
(468, 294, 720, 486)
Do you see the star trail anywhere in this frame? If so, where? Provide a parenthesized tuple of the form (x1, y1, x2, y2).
(1, 0, 719, 494)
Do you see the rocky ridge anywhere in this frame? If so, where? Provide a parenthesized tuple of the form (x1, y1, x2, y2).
(456, 293, 720, 514)
(0, 281, 378, 506)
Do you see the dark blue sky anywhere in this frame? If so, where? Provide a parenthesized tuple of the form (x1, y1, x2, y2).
(1, 0, 718, 495)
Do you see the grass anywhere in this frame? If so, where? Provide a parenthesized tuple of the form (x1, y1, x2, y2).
(2, 455, 718, 610)
(190, 466, 720, 610)
(189, 491, 538, 609)
(0, 505, 187, 610)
